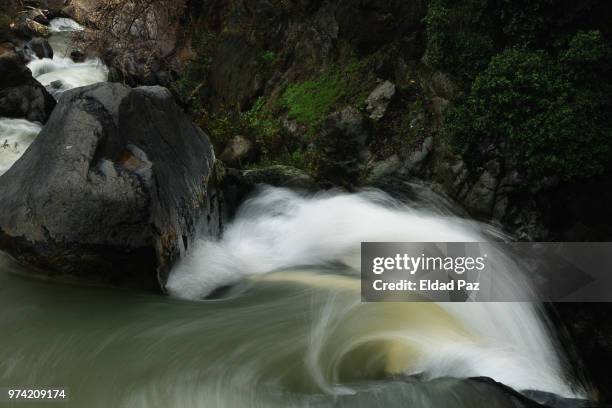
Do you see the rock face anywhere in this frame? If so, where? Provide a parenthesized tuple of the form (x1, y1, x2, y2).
(315, 107, 370, 187)
(221, 164, 317, 219)
(219, 135, 255, 168)
(365, 80, 396, 120)
(0, 51, 56, 123)
(0, 82, 218, 291)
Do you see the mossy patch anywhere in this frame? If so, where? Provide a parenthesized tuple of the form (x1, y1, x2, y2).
(280, 60, 373, 130)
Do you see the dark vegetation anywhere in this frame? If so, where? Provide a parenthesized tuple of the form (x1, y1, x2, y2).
(428, 0, 612, 182)
(169, 0, 612, 186)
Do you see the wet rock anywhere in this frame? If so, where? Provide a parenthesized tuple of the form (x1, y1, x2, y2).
(366, 80, 396, 120)
(12, 15, 49, 38)
(69, 49, 85, 63)
(0, 51, 56, 123)
(35, 0, 67, 16)
(459, 160, 501, 218)
(0, 42, 16, 57)
(219, 135, 256, 168)
(0, 82, 218, 291)
(49, 79, 62, 89)
(26, 37, 53, 59)
(402, 136, 434, 175)
(107, 53, 176, 88)
(367, 155, 402, 183)
(221, 164, 317, 219)
(24, 7, 50, 26)
(315, 106, 370, 187)
(61, 4, 90, 25)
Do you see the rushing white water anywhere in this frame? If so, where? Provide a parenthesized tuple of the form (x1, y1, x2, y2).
(49, 18, 84, 33)
(0, 18, 108, 176)
(167, 187, 581, 399)
(27, 18, 108, 99)
(28, 57, 108, 97)
(0, 118, 42, 175)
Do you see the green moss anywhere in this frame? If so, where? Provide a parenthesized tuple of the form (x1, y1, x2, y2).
(280, 60, 373, 129)
(281, 70, 345, 128)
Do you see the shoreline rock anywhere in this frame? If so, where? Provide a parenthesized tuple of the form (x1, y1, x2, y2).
(0, 51, 56, 123)
(0, 82, 218, 291)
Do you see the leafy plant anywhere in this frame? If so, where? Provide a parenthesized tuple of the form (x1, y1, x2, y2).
(444, 46, 612, 181)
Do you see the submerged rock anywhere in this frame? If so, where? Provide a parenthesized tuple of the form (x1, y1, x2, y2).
(0, 82, 218, 291)
(69, 49, 85, 63)
(26, 37, 53, 59)
(0, 51, 56, 123)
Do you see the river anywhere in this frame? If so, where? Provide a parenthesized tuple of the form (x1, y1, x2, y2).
(0, 18, 587, 408)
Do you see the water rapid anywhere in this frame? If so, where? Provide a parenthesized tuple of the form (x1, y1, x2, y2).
(0, 18, 108, 176)
(27, 18, 108, 99)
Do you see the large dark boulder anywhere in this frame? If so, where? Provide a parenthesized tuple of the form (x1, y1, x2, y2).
(0, 51, 56, 123)
(0, 82, 219, 291)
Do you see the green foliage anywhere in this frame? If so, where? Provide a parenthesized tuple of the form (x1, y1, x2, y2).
(423, 0, 559, 80)
(201, 98, 316, 173)
(261, 50, 276, 63)
(423, 0, 494, 80)
(203, 98, 279, 152)
(444, 46, 612, 181)
(560, 30, 612, 80)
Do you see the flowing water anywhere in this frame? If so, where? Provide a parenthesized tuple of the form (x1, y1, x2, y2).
(0, 18, 107, 178)
(0, 187, 585, 407)
(27, 18, 108, 99)
(0, 17, 588, 408)
(0, 119, 41, 176)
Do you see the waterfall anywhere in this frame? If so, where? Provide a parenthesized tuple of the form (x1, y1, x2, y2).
(167, 186, 581, 398)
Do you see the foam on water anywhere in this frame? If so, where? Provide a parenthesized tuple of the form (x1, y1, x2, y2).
(0, 118, 41, 175)
(49, 18, 84, 33)
(27, 18, 108, 98)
